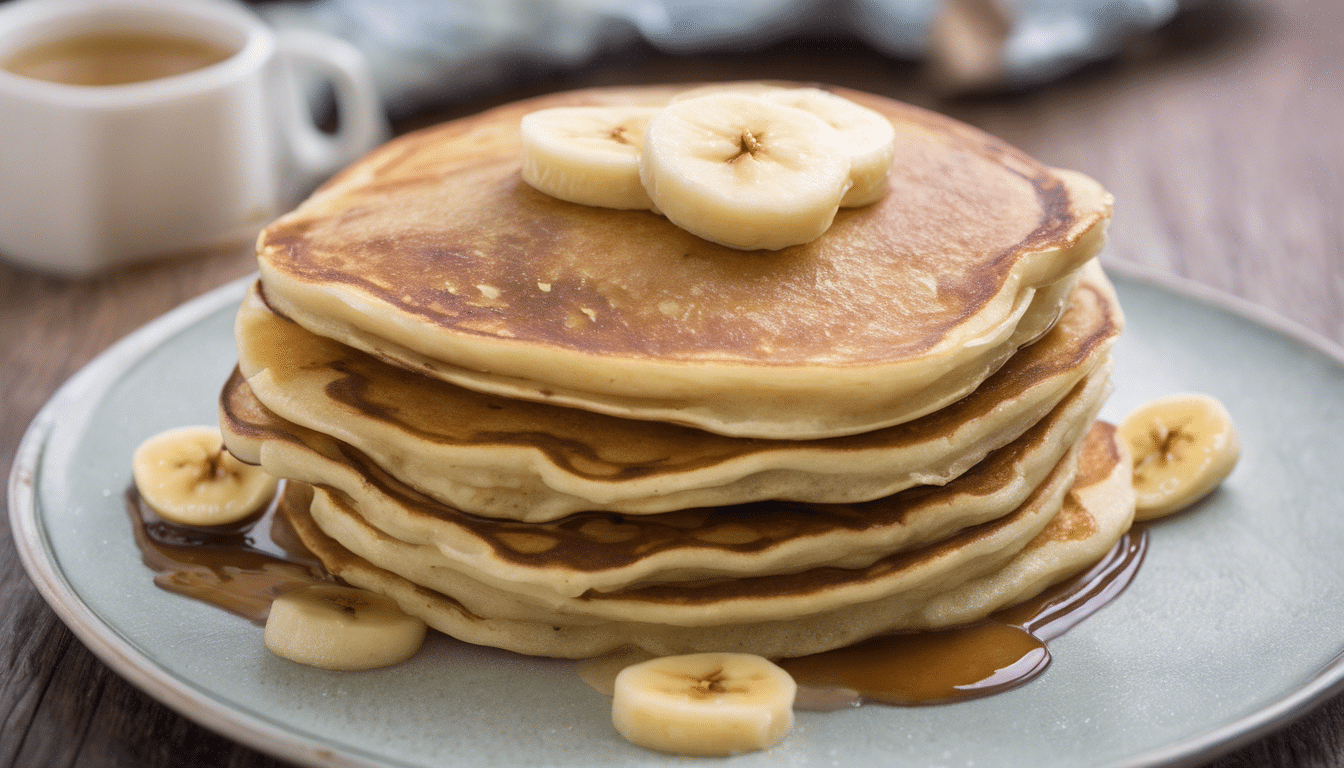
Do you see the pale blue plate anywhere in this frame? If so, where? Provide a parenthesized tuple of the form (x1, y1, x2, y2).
(11, 262, 1344, 768)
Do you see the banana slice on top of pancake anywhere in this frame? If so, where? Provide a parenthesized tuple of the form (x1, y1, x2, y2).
(759, 87, 897, 207)
(519, 86, 897, 250)
(669, 83, 897, 207)
(519, 106, 659, 210)
(639, 93, 852, 250)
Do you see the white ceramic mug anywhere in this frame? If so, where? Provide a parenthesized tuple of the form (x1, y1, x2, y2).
(0, 0, 388, 276)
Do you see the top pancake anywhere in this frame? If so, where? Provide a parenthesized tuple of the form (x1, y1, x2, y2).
(257, 84, 1112, 439)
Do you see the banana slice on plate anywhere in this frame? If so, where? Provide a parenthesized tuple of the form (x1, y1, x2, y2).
(612, 652, 796, 756)
(520, 106, 660, 209)
(1119, 393, 1241, 520)
(760, 88, 896, 207)
(132, 425, 277, 526)
(264, 584, 427, 670)
(639, 93, 850, 250)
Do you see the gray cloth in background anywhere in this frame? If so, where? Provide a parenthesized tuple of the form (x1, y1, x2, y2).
(259, 0, 1181, 116)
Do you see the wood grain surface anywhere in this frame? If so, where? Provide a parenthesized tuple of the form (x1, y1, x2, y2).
(2, 0, 1341, 765)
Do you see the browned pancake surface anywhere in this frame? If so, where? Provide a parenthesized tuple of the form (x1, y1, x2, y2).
(242, 276, 1117, 481)
(220, 368, 1095, 575)
(258, 85, 1106, 367)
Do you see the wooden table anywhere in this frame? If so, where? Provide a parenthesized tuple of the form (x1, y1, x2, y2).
(3, 0, 1340, 764)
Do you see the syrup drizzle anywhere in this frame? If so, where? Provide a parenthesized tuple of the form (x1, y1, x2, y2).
(128, 485, 1147, 708)
(126, 482, 328, 623)
(781, 527, 1148, 709)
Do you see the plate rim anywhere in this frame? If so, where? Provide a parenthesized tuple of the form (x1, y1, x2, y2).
(9, 262, 1344, 768)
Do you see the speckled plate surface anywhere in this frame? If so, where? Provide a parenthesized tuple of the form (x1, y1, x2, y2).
(12, 262, 1344, 768)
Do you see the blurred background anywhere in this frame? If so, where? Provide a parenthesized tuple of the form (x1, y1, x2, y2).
(1, 0, 1341, 766)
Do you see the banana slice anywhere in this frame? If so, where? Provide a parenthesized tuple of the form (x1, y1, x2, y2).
(611, 652, 796, 756)
(520, 106, 660, 209)
(639, 93, 850, 250)
(671, 84, 896, 207)
(1119, 393, 1241, 520)
(132, 425, 277, 526)
(264, 584, 427, 670)
(760, 88, 896, 207)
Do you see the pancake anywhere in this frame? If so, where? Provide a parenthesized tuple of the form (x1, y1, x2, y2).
(220, 358, 1110, 598)
(256, 84, 1112, 439)
(280, 422, 1133, 658)
(908, 422, 1137, 629)
(221, 82, 1134, 665)
(307, 444, 1069, 627)
(233, 261, 1122, 521)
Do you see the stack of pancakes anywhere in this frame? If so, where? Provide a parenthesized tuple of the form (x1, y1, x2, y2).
(219, 85, 1136, 659)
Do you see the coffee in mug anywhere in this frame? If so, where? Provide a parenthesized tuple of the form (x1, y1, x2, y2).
(2, 30, 236, 86)
(0, 0, 388, 277)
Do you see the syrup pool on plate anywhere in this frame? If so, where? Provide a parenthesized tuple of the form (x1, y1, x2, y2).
(128, 480, 1147, 707)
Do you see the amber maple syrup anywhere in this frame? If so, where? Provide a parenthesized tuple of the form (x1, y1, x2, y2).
(128, 483, 1146, 707)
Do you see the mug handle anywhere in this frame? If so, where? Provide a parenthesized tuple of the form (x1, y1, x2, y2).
(274, 29, 389, 189)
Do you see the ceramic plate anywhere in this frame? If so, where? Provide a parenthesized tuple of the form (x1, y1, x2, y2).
(12, 263, 1344, 768)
